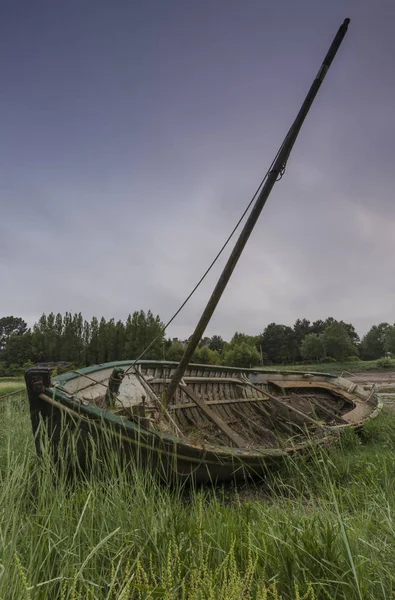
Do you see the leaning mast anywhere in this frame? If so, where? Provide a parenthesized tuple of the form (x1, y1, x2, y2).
(166, 18, 351, 406)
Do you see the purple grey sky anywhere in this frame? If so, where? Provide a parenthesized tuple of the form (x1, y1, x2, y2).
(1, 0, 394, 341)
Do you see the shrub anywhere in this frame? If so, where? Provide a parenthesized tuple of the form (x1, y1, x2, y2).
(222, 342, 260, 368)
(376, 357, 392, 369)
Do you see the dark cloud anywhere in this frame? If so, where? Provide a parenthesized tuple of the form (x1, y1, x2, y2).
(1, 0, 394, 341)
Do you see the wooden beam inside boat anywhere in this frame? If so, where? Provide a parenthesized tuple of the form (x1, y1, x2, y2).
(179, 384, 246, 448)
(306, 396, 348, 424)
(169, 396, 272, 410)
(242, 380, 326, 429)
(230, 405, 279, 446)
(251, 402, 296, 436)
(151, 376, 247, 385)
(268, 379, 358, 406)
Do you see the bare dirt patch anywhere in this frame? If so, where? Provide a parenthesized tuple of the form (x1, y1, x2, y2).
(347, 372, 395, 414)
(348, 371, 395, 384)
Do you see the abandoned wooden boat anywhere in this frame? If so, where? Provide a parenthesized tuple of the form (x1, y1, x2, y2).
(24, 361, 382, 483)
(24, 19, 370, 483)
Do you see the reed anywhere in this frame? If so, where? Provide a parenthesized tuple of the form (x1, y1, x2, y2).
(0, 388, 394, 599)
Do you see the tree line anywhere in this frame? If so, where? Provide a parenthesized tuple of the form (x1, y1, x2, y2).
(1, 313, 395, 375)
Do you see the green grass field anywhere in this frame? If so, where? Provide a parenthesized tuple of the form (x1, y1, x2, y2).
(0, 376, 25, 397)
(1, 381, 395, 599)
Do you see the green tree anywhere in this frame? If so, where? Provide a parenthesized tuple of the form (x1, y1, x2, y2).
(54, 313, 63, 361)
(87, 317, 99, 365)
(1, 332, 35, 366)
(105, 318, 117, 362)
(222, 341, 260, 368)
(360, 323, 391, 360)
(322, 322, 357, 361)
(259, 323, 299, 364)
(192, 345, 221, 365)
(311, 318, 359, 346)
(166, 340, 185, 362)
(0, 316, 27, 350)
(72, 313, 84, 365)
(208, 335, 225, 353)
(300, 333, 326, 362)
(293, 318, 311, 345)
(97, 317, 108, 363)
(82, 320, 91, 364)
(61, 312, 74, 361)
(32, 314, 48, 361)
(198, 337, 212, 348)
(384, 325, 395, 355)
(124, 310, 164, 360)
(114, 320, 126, 361)
(341, 321, 360, 346)
(44, 312, 58, 360)
(310, 319, 326, 335)
(230, 332, 259, 348)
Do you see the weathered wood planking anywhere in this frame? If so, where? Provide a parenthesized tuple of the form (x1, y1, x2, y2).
(179, 384, 245, 448)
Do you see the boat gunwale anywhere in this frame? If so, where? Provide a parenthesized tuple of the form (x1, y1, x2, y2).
(41, 363, 383, 462)
(52, 359, 338, 385)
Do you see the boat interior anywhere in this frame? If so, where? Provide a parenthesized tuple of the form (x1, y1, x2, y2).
(54, 362, 379, 451)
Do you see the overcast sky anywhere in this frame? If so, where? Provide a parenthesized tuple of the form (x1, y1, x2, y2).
(1, 0, 394, 341)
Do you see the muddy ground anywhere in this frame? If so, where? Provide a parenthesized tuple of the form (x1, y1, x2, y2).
(348, 371, 395, 385)
(347, 371, 395, 413)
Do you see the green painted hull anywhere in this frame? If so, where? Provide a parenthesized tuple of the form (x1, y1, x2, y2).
(25, 361, 382, 484)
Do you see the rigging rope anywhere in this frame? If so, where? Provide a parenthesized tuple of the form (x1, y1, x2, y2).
(59, 135, 291, 396)
(122, 134, 291, 377)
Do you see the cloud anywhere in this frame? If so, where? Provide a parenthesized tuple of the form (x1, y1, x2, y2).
(1, 0, 395, 343)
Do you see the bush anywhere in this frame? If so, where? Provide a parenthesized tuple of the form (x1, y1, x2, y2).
(192, 346, 221, 365)
(222, 342, 260, 368)
(346, 355, 360, 362)
(166, 341, 185, 362)
(376, 357, 392, 369)
(7, 363, 24, 376)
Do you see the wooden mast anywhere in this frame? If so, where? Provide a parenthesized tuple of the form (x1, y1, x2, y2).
(165, 18, 351, 406)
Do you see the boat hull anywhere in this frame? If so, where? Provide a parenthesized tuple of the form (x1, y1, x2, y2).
(25, 362, 382, 484)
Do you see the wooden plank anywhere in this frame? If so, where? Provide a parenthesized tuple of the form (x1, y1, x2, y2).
(169, 396, 270, 410)
(252, 401, 295, 436)
(152, 376, 243, 385)
(268, 379, 360, 406)
(192, 406, 205, 426)
(268, 379, 284, 389)
(231, 405, 278, 445)
(222, 404, 237, 423)
(217, 405, 232, 422)
(175, 407, 189, 430)
(288, 393, 314, 415)
(308, 397, 348, 424)
(183, 407, 196, 425)
(179, 384, 245, 448)
(243, 380, 326, 429)
(244, 403, 258, 419)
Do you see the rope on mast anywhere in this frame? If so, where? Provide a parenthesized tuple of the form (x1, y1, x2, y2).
(122, 141, 288, 377)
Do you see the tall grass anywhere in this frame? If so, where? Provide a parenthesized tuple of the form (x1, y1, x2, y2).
(0, 377, 25, 397)
(0, 389, 394, 599)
